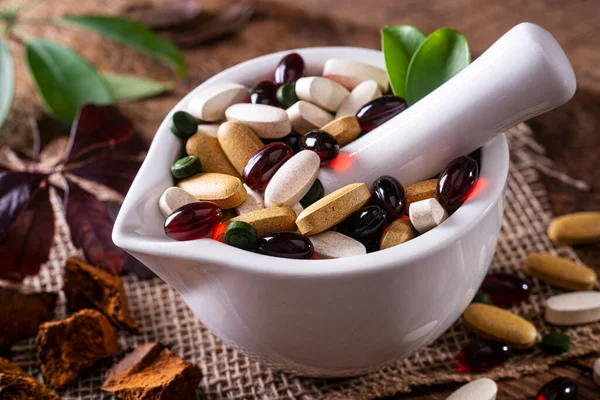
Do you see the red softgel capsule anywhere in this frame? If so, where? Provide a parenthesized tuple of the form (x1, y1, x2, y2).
(165, 202, 223, 241)
(251, 80, 279, 106)
(274, 53, 306, 85)
(479, 273, 531, 307)
(457, 339, 511, 373)
(355, 95, 408, 132)
(243, 142, 294, 191)
(437, 155, 479, 212)
(300, 130, 340, 165)
(536, 377, 577, 400)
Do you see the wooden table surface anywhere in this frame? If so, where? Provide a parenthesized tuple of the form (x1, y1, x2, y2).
(265, 1, 600, 398)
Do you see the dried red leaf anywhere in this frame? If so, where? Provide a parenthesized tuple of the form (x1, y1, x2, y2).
(31, 115, 70, 162)
(123, 0, 202, 29)
(65, 105, 135, 162)
(0, 186, 54, 281)
(0, 172, 47, 237)
(65, 181, 123, 275)
(161, 0, 256, 48)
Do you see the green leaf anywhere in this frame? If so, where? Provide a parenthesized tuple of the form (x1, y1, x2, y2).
(61, 15, 186, 77)
(381, 25, 426, 98)
(25, 39, 114, 123)
(0, 38, 14, 127)
(405, 28, 470, 105)
(102, 73, 175, 102)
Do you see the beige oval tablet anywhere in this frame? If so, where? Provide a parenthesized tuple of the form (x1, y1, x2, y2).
(320, 116, 361, 147)
(463, 303, 537, 349)
(230, 207, 296, 237)
(196, 124, 219, 138)
(295, 77, 349, 112)
(524, 253, 597, 291)
(547, 212, 600, 245)
(322, 58, 388, 91)
(309, 231, 366, 259)
(186, 133, 239, 178)
(286, 101, 333, 134)
(177, 173, 247, 209)
(264, 150, 320, 207)
(225, 103, 291, 139)
(405, 178, 438, 210)
(235, 184, 264, 215)
(217, 121, 264, 175)
(447, 378, 498, 400)
(545, 291, 600, 326)
(335, 80, 382, 118)
(296, 183, 371, 236)
(380, 218, 416, 250)
(158, 187, 198, 218)
(188, 83, 248, 122)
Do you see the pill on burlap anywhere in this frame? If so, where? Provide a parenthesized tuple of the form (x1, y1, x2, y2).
(541, 332, 570, 354)
(236, 184, 264, 215)
(188, 83, 248, 122)
(158, 187, 199, 218)
(446, 378, 498, 400)
(524, 253, 597, 291)
(186, 133, 240, 178)
(177, 173, 247, 209)
(593, 358, 600, 386)
(197, 124, 219, 138)
(322, 58, 389, 91)
(264, 150, 320, 207)
(335, 80, 382, 118)
(544, 291, 600, 326)
(295, 76, 349, 112)
(380, 218, 416, 249)
(547, 211, 600, 245)
(286, 101, 333, 134)
(225, 103, 291, 139)
(296, 183, 371, 236)
(217, 121, 264, 175)
(320, 116, 362, 146)
(309, 230, 366, 259)
(229, 207, 297, 238)
(409, 198, 448, 234)
(462, 303, 537, 349)
(404, 178, 438, 210)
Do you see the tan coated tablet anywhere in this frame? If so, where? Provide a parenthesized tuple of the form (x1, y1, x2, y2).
(177, 173, 247, 209)
(217, 121, 264, 175)
(295, 77, 349, 112)
(286, 101, 333, 134)
(524, 253, 597, 291)
(547, 212, 600, 245)
(404, 178, 438, 210)
(229, 207, 296, 237)
(225, 103, 291, 139)
(463, 303, 537, 349)
(380, 218, 416, 249)
(296, 183, 371, 236)
(188, 83, 248, 122)
(186, 133, 239, 178)
(320, 116, 362, 146)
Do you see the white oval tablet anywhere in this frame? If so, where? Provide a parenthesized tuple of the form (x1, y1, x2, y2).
(545, 291, 600, 325)
(286, 101, 333, 134)
(309, 231, 366, 259)
(225, 103, 291, 139)
(336, 80, 382, 118)
(236, 184, 264, 215)
(409, 198, 448, 234)
(264, 150, 320, 207)
(291, 202, 304, 217)
(158, 187, 199, 218)
(322, 58, 389, 91)
(295, 77, 349, 112)
(196, 124, 220, 138)
(446, 378, 497, 400)
(188, 83, 248, 122)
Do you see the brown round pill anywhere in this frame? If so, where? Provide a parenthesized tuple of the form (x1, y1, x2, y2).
(186, 133, 240, 178)
(218, 121, 264, 175)
(177, 173, 247, 209)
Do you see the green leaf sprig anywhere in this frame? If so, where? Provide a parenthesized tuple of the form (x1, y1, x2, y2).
(0, 3, 183, 126)
(382, 25, 471, 105)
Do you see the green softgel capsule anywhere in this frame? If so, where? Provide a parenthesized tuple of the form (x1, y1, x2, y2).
(171, 111, 199, 139)
(472, 292, 491, 304)
(225, 221, 258, 251)
(171, 156, 202, 179)
(300, 179, 324, 208)
(541, 332, 570, 355)
(276, 83, 299, 109)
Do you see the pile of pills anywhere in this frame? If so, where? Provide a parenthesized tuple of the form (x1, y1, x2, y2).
(160, 52, 481, 259)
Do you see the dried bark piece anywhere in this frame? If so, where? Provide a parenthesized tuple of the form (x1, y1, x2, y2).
(37, 309, 118, 388)
(102, 343, 202, 400)
(0, 357, 60, 400)
(63, 257, 139, 333)
(0, 286, 57, 348)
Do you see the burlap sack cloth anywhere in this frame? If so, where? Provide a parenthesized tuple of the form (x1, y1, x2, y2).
(8, 123, 597, 399)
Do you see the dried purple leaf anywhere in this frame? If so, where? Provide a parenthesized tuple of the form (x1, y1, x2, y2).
(0, 172, 47, 237)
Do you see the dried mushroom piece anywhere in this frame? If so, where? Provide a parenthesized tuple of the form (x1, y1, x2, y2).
(0, 357, 60, 400)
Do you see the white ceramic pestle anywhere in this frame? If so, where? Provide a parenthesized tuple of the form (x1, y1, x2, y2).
(318, 23, 576, 193)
